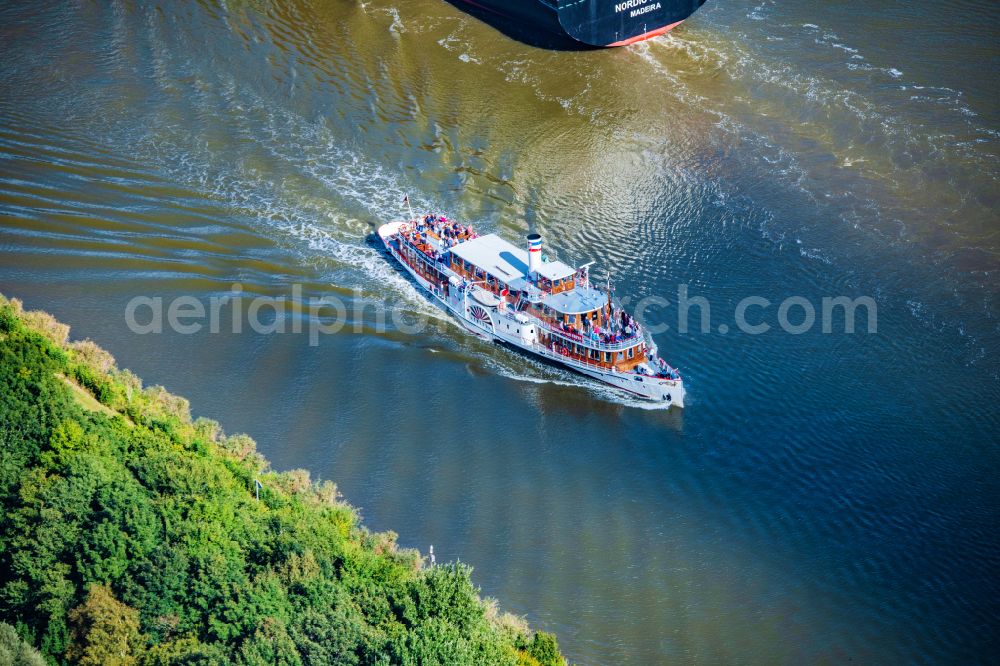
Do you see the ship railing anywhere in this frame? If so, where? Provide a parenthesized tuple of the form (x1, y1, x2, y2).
(404, 217, 475, 247)
(535, 318, 642, 352)
(534, 339, 663, 378)
(530, 339, 611, 370)
(494, 314, 677, 380)
(399, 235, 452, 270)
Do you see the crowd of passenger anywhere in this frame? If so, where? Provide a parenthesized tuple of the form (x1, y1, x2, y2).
(400, 214, 479, 263)
(418, 214, 476, 245)
(397, 215, 683, 382)
(551, 304, 641, 346)
(402, 218, 638, 346)
(654, 356, 682, 380)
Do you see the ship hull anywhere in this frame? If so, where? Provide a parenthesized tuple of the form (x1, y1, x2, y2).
(455, 0, 705, 47)
(378, 221, 685, 407)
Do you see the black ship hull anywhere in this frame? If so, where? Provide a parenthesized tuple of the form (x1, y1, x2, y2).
(455, 0, 705, 47)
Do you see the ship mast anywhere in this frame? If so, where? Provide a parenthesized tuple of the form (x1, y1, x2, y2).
(577, 261, 594, 288)
(606, 273, 613, 325)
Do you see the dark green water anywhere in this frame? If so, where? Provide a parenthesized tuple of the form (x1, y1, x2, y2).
(1, 1, 998, 663)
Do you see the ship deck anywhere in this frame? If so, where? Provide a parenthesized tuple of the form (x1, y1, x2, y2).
(386, 215, 681, 382)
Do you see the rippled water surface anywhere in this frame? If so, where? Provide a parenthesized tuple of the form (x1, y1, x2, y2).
(2, 1, 998, 663)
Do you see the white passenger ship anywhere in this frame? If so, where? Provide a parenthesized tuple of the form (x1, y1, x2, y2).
(378, 214, 685, 406)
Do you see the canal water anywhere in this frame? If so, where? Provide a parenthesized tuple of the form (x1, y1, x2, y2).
(1, 1, 997, 662)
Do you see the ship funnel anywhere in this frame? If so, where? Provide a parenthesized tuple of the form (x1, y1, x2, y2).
(527, 233, 542, 276)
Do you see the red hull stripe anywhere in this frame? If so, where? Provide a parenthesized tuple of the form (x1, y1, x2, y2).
(607, 19, 684, 47)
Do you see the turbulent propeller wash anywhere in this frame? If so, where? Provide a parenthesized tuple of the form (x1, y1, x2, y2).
(379, 214, 685, 404)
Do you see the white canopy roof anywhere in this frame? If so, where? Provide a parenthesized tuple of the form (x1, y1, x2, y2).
(534, 260, 576, 282)
(541, 286, 607, 314)
(449, 234, 576, 283)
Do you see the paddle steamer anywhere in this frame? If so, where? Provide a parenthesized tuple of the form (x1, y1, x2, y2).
(378, 214, 685, 406)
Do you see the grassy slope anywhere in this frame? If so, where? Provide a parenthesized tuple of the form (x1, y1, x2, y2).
(0, 294, 565, 666)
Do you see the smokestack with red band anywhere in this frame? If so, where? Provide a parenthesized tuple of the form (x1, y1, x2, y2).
(527, 233, 542, 276)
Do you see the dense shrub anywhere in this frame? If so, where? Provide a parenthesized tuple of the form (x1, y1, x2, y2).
(0, 295, 566, 665)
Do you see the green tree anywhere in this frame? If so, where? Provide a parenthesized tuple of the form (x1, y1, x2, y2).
(527, 632, 564, 666)
(66, 585, 143, 666)
(0, 622, 46, 666)
(140, 636, 229, 666)
(0, 296, 566, 666)
(236, 619, 301, 666)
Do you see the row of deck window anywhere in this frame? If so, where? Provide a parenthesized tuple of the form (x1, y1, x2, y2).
(567, 342, 637, 362)
(404, 244, 444, 280)
(539, 277, 574, 293)
(452, 258, 496, 285)
(536, 305, 602, 323)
